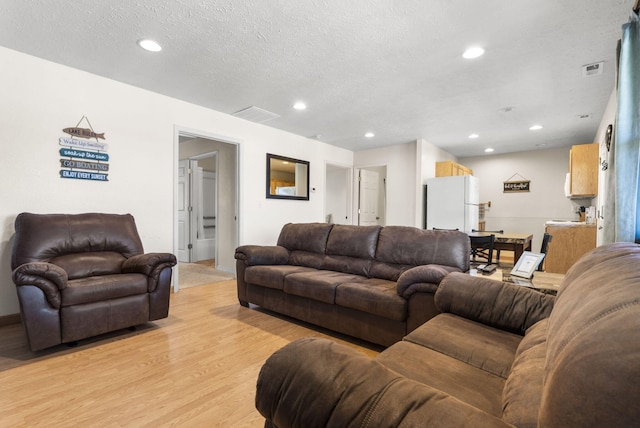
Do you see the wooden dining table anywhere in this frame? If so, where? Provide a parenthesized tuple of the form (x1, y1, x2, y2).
(468, 231, 533, 262)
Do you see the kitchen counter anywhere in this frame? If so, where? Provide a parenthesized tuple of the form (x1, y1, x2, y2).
(544, 221, 597, 274)
(545, 220, 595, 226)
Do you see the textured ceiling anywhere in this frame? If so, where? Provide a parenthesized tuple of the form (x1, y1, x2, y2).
(0, 1, 633, 156)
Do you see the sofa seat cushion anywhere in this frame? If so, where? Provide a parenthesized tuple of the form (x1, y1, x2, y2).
(376, 341, 505, 417)
(404, 314, 522, 379)
(244, 265, 315, 291)
(335, 278, 407, 321)
(62, 273, 148, 306)
(283, 270, 367, 304)
(502, 319, 548, 428)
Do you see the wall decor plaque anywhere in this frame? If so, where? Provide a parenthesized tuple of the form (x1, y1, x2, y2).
(503, 173, 530, 193)
(59, 115, 109, 182)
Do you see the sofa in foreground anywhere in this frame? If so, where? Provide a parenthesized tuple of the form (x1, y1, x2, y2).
(12, 212, 177, 351)
(235, 223, 470, 346)
(256, 242, 640, 427)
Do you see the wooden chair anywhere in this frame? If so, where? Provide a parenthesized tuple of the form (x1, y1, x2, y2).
(470, 234, 495, 265)
(538, 233, 553, 271)
(472, 229, 503, 261)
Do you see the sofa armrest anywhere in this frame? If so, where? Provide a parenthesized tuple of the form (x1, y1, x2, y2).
(435, 272, 555, 335)
(12, 262, 67, 309)
(257, 337, 511, 428)
(122, 253, 177, 292)
(396, 264, 462, 298)
(234, 245, 289, 266)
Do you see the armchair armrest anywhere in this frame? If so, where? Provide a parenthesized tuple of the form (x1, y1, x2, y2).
(234, 245, 289, 266)
(396, 264, 462, 298)
(435, 272, 555, 335)
(12, 262, 67, 309)
(257, 337, 511, 427)
(122, 253, 177, 292)
(122, 252, 177, 275)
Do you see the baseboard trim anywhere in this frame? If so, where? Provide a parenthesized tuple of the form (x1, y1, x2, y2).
(0, 313, 21, 326)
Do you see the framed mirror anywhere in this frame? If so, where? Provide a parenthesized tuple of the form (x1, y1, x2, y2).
(266, 153, 310, 200)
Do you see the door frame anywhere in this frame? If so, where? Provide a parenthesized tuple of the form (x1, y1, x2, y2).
(173, 125, 240, 292)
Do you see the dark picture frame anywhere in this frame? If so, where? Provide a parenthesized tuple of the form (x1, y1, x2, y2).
(266, 153, 310, 200)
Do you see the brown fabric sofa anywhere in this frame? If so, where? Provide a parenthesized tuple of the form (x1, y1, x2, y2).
(256, 242, 640, 427)
(11, 212, 177, 351)
(235, 223, 470, 347)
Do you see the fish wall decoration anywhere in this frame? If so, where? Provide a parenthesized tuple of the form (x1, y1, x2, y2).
(63, 127, 106, 140)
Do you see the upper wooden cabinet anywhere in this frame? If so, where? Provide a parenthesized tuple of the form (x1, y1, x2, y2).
(569, 143, 599, 198)
(436, 161, 473, 177)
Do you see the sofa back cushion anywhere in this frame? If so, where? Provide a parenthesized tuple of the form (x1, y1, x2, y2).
(322, 225, 381, 276)
(539, 243, 640, 427)
(277, 223, 333, 254)
(372, 228, 470, 279)
(12, 212, 144, 270)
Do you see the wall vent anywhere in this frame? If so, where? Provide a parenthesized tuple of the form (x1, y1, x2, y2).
(582, 62, 604, 77)
(232, 106, 280, 123)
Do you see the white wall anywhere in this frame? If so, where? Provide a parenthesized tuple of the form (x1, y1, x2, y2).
(460, 147, 581, 252)
(354, 142, 417, 227)
(0, 46, 353, 316)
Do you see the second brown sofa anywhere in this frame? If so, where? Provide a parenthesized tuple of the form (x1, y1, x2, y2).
(235, 222, 470, 346)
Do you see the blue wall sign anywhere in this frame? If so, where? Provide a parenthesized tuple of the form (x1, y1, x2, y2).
(60, 170, 109, 181)
(60, 148, 109, 161)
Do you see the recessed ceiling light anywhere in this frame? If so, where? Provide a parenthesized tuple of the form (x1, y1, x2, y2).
(364, 132, 375, 138)
(484, 148, 495, 153)
(137, 39, 162, 52)
(529, 125, 543, 131)
(293, 102, 307, 110)
(468, 133, 479, 139)
(462, 46, 485, 59)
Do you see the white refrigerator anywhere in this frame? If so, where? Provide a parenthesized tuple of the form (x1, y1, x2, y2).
(425, 175, 479, 232)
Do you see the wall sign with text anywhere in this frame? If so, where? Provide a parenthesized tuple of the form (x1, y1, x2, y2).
(503, 180, 530, 193)
(58, 116, 109, 182)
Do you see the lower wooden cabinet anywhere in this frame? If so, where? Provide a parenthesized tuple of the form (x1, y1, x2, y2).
(544, 223, 596, 274)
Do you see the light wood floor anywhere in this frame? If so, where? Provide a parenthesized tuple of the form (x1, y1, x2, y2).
(0, 280, 382, 427)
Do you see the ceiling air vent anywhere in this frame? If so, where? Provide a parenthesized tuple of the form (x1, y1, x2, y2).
(232, 106, 280, 123)
(582, 62, 604, 77)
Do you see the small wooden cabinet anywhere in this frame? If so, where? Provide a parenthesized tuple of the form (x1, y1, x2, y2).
(569, 143, 598, 197)
(436, 161, 473, 177)
(544, 223, 596, 274)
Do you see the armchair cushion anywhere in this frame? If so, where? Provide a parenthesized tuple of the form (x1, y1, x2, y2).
(62, 273, 148, 306)
(51, 251, 126, 279)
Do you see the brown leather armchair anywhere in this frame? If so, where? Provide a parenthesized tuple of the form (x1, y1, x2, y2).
(11, 212, 177, 351)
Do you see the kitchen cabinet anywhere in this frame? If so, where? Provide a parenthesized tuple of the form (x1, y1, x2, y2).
(569, 143, 598, 197)
(544, 222, 596, 274)
(435, 161, 473, 177)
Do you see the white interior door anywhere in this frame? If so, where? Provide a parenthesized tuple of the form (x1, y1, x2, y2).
(358, 169, 379, 225)
(177, 159, 191, 262)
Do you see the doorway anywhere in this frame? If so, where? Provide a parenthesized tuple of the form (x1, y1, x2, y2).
(325, 163, 352, 224)
(178, 153, 217, 264)
(175, 130, 239, 291)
